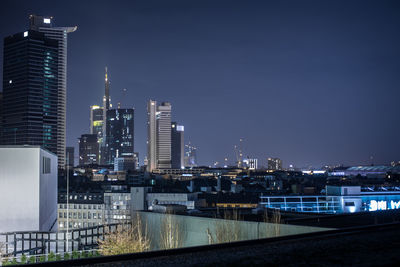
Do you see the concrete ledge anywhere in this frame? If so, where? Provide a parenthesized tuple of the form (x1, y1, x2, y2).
(25, 222, 400, 266)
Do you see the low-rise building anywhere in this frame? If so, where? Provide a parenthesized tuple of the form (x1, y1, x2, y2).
(0, 146, 58, 232)
(57, 192, 104, 230)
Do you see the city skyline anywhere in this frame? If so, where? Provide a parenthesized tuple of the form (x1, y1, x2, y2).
(1, 0, 400, 167)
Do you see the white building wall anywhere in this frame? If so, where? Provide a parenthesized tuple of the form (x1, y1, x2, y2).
(39, 148, 58, 231)
(0, 146, 57, 233)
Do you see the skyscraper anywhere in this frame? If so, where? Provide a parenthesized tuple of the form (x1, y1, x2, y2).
(147, 100, 172, 171)
(105, 108, 134, 164)
(267, 157, 282, 171)
(90, 105, 103, 136)
(100, 67, 111, 164)
(2, 30, 59, 153)
(184, 142, 197, 167)
(1, 15, 76, 169)
(171, 122, 184, 169)
(147, 100, 157, 171)
(78, 134, 99, 165)
(29, 15, 76, 169)
(66, 146, 75, 167)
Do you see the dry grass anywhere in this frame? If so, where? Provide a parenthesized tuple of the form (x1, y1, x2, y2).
(99, 213, 150, 256)
(160, 213, 186, 249)
(207, 209, 242, 244)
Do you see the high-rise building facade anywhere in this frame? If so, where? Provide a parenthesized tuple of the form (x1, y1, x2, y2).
(267, 157, 282, 171)
(90, 105, 103, 162)
(1, 15, 76, 169)
(29, 15, 76, 169)
(171, 122, 184, 169)
(243, 158, 258, 170)
(66, 146, 74, 167)
(2, 30, 59, 153)
(184, 142, 197, 167)
(147, 100, 172, 171)
(78, 134, 99, 165)
(105, 108, 134, 164)
(147, 100, 157, 171)
(90, 105, 103, 136)
(100, 68, 111, 164)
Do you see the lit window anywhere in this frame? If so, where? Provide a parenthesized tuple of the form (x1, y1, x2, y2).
(44, 18, 51, 24)
(23, 31, 28, 37)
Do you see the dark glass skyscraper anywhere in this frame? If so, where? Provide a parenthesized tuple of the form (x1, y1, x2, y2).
(78, 134, 99, 165)
(2, 30, 59, 152)
(66, 146, 75, 167)
(1, 15, 76, 168)
(105, 108, 134, 165)
(171, 122, 184, 169)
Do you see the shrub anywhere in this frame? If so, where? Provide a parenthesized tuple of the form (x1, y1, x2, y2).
(39, 255, 46, 262)
(11, 258, 18, 265)
(99, 214, 150, 256)
(20, 254, 27, 264)
(56, 254, 62, 261)
(48, 252, 56, 261)
(28, 256, 36, 264)
(72, 251, 80, 259)
(63, 252, 70, 260)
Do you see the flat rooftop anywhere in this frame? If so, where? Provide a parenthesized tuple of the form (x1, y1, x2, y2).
(31, 221, 400, 266)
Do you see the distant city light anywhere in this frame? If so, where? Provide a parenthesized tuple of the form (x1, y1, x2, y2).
(9, 80, 12, 84)
(23, 31, 28, 37)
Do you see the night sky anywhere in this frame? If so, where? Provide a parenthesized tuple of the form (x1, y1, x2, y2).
(1, 0, 399, 168)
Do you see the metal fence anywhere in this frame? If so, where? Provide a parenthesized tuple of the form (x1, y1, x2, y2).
(0, 222, 131, 257)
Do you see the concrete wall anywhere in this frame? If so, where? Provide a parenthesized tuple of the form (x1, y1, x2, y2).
(0, 146, 57, 233)
(39, 148, 58, 231)
(326, 185, 361, 196)
(136, 212, 333, 250)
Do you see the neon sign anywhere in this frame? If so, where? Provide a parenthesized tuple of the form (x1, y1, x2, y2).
(369, 200, 400, 211)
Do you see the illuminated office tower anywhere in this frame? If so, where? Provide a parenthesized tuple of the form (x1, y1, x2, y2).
(90, 105, 103, 136)
(2, 30, 58, 152)
(147, 100, 172, 171)
(2, 15, 76, 168)
(147, 100, 157, 171)
(29, 15, 77, 168)
(243, 158, 258, 170)
(184, 142, 197, 167)
(267, 157, 282, 170)
(171, 122, 184, 169)
(105, 108, 134, 164)
(78, 134, 99, 165)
